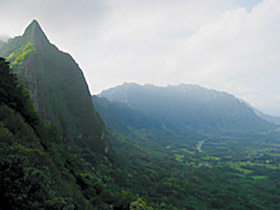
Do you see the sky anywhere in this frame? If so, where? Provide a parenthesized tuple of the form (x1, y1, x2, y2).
(0, 0, 280, 116)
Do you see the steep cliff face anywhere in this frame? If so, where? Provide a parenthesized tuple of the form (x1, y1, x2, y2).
(0, 20, 109, 153)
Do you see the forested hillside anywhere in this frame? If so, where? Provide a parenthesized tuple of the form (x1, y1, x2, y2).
(93, 87, 280, 210)
(0, 57, 155, 210)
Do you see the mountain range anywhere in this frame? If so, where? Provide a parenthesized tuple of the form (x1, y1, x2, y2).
(95, 82, 276, 137)
(93, 82, 280, 210)
(1, 20, 280, 210)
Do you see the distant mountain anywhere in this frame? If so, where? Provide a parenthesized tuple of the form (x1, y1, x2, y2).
(97, 83, 275, 135)
(92, 95, 153, 132)
(241, 101, 280, 126)
(0, 40, 4, 48)
(0, 20, 109, 152)
(254, 110, 280, 125)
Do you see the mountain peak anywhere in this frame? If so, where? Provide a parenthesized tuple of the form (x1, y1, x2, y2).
(22, 19, 49, 44)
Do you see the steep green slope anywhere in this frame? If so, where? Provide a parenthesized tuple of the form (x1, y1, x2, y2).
(0, 57, 155, 210)
(98, 83, 275, 134)
(0, 20, 108, 153)
(0, 57, 99, 209)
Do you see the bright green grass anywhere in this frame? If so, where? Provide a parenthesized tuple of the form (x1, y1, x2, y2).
(7, 41, 34, 66)
(222, 161, 280, 174)
(174, 154, 184, 162)
(181, 148, 195, 155)
(252, 176, 268, 180)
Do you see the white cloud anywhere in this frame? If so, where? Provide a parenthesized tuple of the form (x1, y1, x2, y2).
(0, 34, 10, 42)
(0, 0, 279, 115)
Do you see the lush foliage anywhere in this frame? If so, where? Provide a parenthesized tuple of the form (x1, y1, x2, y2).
(1, 54, 279, 209)
(0, 58, 147, 209)
(6, 40, 34, 66)
(0, 20, 108, 153)
(93, 94, 280, 210)
(2, 20, 280, 210)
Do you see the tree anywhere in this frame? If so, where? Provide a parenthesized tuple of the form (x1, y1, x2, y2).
(129, 198, 153, 210)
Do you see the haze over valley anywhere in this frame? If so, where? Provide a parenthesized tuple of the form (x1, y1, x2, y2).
(0, 1, 280, 210)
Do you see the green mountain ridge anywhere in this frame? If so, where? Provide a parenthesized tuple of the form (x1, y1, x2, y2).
(1, 20, 280, 210)
(97, 82, 275, 135)
(93, 83, 280, 210)
(0, 57, 155, 210)
(0, 20, 109, 153)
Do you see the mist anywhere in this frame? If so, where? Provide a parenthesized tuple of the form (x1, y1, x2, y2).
(0, 0, 279, 116)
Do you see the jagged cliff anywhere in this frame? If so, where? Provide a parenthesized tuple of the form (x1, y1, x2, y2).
(0, 20, 109, 153)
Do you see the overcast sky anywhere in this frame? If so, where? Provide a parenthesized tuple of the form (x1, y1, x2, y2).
(0, 0, 279, 116)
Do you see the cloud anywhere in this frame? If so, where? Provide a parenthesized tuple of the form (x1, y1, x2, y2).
(172, 0, 280, 110)
(0, 0, 108, 46)
(0, 34, 10, 42)
(0, 0, 279, 115)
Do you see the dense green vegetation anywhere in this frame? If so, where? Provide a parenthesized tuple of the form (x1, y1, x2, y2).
(1, 59, 279, 209)
(0, 20, 108, 153)
(93, 92, 280, 210)
(0, 57, 155, 209)
(6, 41, 34, 66)
(109, 131, 280, 209)
(1, 20, 280, 210)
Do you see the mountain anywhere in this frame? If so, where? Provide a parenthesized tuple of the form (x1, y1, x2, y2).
(0, 20, 108, 153)
(256, 111, 280, 125)
(1, 57, 152, 210)
(242, 100, 280, 126)
(93, 83, 280, 210)
(0, 57, 99, 209)
(251, 107, 280, 125)
(1, 20, 280, 210)
(0, 40, 4, 48)
(97, 82, 276, 135)
(92, 95, 151, 132)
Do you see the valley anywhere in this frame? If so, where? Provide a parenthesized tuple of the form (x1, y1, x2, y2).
(1, 20, 279, 210)
(93, 83, 280, 209)
(196, 138, 207, 152)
